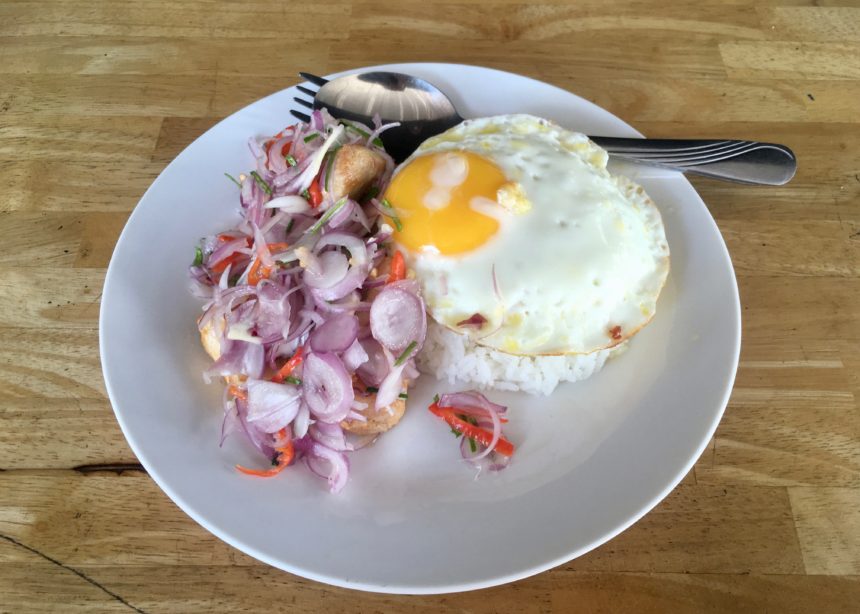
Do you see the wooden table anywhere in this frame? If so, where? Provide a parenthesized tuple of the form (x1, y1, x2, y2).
(1, 1, 858, 612)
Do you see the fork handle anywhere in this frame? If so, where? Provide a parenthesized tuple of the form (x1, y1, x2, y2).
(589, 137, 797, 186)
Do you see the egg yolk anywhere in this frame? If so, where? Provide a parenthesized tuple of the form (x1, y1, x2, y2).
(383, 151, 507, 255)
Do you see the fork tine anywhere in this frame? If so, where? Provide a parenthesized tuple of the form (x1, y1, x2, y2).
(290, 109, 311, 123)
(614, 141, 758, 163)
(294, 96, 314, 109)
(613, 143, 767, 167)
(602, 141, 734, 155)
(605, 141, 741, 156)
(299, 72, 329, 87)
(297, 85, 317, 98)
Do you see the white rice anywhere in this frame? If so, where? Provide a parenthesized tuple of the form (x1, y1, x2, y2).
(417, 320, 625, 396)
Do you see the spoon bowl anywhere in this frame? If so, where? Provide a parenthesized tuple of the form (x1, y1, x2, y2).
(315, 72, 464, 162)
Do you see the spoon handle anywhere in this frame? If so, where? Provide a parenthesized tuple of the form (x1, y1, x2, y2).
(589, 137, 796, 186)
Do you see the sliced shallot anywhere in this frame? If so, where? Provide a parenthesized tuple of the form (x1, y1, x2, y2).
(301, 352, 354, 424)
(246, 379, 302, 433)
(342, 338, 369, 371)
(309, 313, 359, 353)
(369, 285, 426, 353)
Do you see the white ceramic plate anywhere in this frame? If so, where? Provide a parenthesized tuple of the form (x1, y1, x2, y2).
(100, 63, 740, 594)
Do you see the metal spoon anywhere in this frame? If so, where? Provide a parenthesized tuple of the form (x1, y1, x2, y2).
(293, 71, 796, 185)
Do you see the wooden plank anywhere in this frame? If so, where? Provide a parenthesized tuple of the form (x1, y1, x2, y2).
(0, 328, 105, 398)
(0, 398, 133, 470)
(0, 473, 803, 574)
(721, 41, 860, 80)
(0, 75, 215, 117)
(73, 212, 129, 269)
(0, 212, 84, 268)
(330, 37, 726, 80)
(760, 7, 860, 43)
(568, 484, 804, 574)
(0, 551, 128, 613)
(693, 310, 860, 489)
(151, 117, 223, 164)
(0, 269, 103, 329)
(1, 560, 858, 614)
(0, 37, 332, 77)
(735, 348, 851, 393)
(739, 277, 860, 343)
(346, 2, 766, 43)
(722, 220, 859, 277)
(0, 159, 164, 213)
(552, 78, 860, 124)
(209, 75, 298, 118)
(0, 1, 353, 39)
(789, 487, 860, 574)
(0, 115, 162, 161)
(702, 179, 860, 226)
(697, 392, 860, 488)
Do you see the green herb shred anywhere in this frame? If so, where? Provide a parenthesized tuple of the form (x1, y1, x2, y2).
(380, 198, 404, 232)
(224, 172, 242, 188)
(308, 197, 348, 235)
(340, 120, 368, 138)
(303, 132, 320, 143)
(394, 341, 418, 366)
(323, 146, 340, 192)
(192, 246, 203, 267)
(284, 376, 302, 386)
(398, 393, 409, 400)
(250, 171, 273, 195)
(285, 154, 297, 167)
(366, 386, 379, 394)
(468, 437, 478, 453)
(340, 120, 383, 147)
(301, 189, 311, 200)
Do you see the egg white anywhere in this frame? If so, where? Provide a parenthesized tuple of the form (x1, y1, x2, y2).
(395, 114, 670, 356)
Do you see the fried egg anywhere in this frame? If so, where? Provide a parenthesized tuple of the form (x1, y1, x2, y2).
(382, 114, 670, 356)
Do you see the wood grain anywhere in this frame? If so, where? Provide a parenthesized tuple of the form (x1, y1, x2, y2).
(3, 558, 859, 614)
(789, 487, 860, 574)
(1, 0, 858, 610)
(4, 473, 802, 573)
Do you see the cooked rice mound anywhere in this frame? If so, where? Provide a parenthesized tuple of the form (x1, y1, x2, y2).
(418, 320, 625, 396)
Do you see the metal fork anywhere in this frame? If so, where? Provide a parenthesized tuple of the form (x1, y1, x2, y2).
(291, 71, 797, 185)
